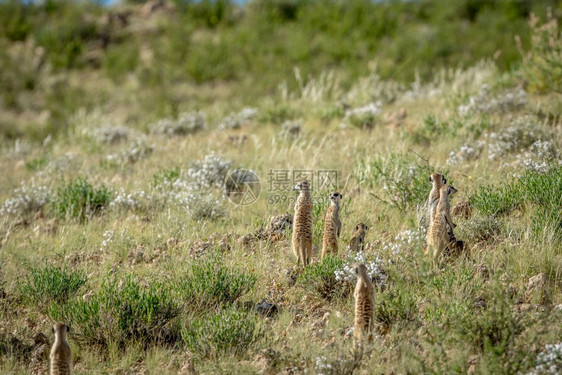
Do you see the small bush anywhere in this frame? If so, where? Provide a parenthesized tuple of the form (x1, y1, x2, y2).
(151, 111, 207, 136)
(20, 265, 87, 308)
(48, 276, 181, 349)
(517, 12, 562, 94)
(365, 153, 447, 212)
(298, 255, 348, 300)
(0, 183, 49, 217)
(457, 297, 523, 359)
(258, 103, 297, 124)
(471, 167, 561, 238)
(179, 257, 257, 310)
(153, 167, 181, 188)
(51, 177, 112, 221)
(376, 286, 417, 330)
(182, 306, 262, 359)
(460, 216, 503, 243)
(179, 193, 228, 221)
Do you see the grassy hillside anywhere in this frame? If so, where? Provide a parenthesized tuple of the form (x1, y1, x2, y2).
(0, 1, 561, 374)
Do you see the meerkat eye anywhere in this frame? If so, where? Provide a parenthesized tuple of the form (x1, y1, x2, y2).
(66, 325, 70, 332)
(429, 176, 433, 182)
(52, 327, 55, 333)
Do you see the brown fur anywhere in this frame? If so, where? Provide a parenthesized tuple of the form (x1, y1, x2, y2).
(321, 192, 342, 259)
(426, 185, 457, 266)
(292, 181, 313, 267)
(50, 323, 71, 375)
(353, 263, 375, 346)
(349, 223, 368, 252)
(428, 173, 447, 224)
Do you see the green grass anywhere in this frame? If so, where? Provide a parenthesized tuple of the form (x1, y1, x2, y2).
(181, 306, 263, 359)
(0, 1, 561, 373)
(50, 177, 112, 221)
(48, 276, 182, 349)
(19, 265, 87, 308)
(178, 256, 257, 310)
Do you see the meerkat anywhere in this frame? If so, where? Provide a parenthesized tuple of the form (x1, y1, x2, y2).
(292, 180, 313, 267)
(426, 173, 463, 255)
(321, 192, 342, 260)
(352, 263, 375, 347)
(349, 223, 368, 252)
(426, 185, 457, 266)
(50, 323, 71, 375)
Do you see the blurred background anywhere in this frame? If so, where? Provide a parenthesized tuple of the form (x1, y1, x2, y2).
(0, 0, 560, 141)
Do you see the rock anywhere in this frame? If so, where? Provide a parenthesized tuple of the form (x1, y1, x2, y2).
(467, 355, 479, 375)
(525, 272, 550, 304)
(255, 300, 278, 317)
(30, 332, 50, 375)
(253, 348, 279, 375)
(267, 214, 293, 234)
(452, 199, 472, 219)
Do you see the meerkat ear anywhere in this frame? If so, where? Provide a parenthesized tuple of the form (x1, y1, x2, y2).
(429, 175, 433, 182)
(443, 176, 447, 184)
(66, 325, 70, 332)
(365, 225, 369, 230)
(51, 327, 55, 333)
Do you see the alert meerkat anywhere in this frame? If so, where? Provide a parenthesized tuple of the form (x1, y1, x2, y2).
(352, 263, 375, 346)
(292, 180, 313, 267)
(426, 185, 457, 266)
(427, 173, 463, 255)
(50, 323, 71, 375)
(349, 223, 368, 252)
(321, 192, 342, 259)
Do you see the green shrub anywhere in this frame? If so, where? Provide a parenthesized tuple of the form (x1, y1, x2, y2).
(409, 114, 461, 145)
(178, 257, 257, 310)
(182, 306, 263, 359)
(48, 276, 181, 349)
(297, 255, 348, 300)
(51, 177, 112, 221)
(471, 167, 561, 238)
(20, 265, 87, 308)
(152, 167, 181, 188)
(375, 286, 417, 329)
(517, 12, 562, 94)
(364, 152, 448, 212)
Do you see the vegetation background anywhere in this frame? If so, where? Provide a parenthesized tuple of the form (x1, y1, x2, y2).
(0, 0, 561, 374)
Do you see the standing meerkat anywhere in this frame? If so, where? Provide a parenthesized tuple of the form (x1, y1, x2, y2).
(349, 223, 368, 252)
(426, 185, 457, 266)
(352, 263, 375, 346)
(321, 192, 342, 260)
(292, 180, 313, 267)
(50, 323, 71, 375)
(427, 173, 463, 255)
(428, 173, 448, 224)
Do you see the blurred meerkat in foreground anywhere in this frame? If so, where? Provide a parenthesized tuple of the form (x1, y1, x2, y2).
(349, 223, 368, 252)
(292, 181, 313, 267)
(321, 192, 342, 259)
(352, 263, 375, 347)
(50, 323, 71, 375)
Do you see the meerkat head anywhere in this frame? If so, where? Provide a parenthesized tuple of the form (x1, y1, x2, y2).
(329, 191, 342, 205)
(439, 184, 458, 198)
(52, 323, 69, 339)
(429, 173, 447, 187)
(351, 262, 369, 278)
(293, 180, 311, 192)
(355, 223, 368, 232)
